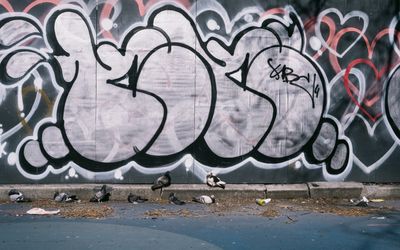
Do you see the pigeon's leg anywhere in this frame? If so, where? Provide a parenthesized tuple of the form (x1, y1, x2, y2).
(160, 188, 163, 197)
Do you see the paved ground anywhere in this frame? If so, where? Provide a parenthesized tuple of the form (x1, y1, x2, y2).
(0, 198, 399, 249)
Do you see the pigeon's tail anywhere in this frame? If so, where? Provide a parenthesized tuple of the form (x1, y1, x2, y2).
(192, 197, 201, 203)
(20, 197, 32, 202)
(151, 183, 163, 191)
(101, 193, 111, 202)
(68, 195, 79, 201)
(89, 197, 98, 202)
(127, 195, 133, 203)
(217, 182, 226, 189)
(8, 189, 20, 196)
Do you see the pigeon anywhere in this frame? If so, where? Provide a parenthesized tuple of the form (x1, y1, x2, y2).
(8, 189, 31, 202)
(89, 184, 111, 202)
(206, 172, 226, 189)
(351, 196, 369, 207)
(53, 191, 79, 202)
(168, 193, 185, 205)
(127, 193, 148, 204)
(192, 195, 215, 204)
(151, 171, 171, 195)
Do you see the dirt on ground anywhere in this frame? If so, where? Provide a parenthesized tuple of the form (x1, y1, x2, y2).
(1, 197, 397, 219)
(2, 200, 114, 218)
(143, 197, 397, 218)
(144, 208, 194, 218)
(268, 198, 390, 217)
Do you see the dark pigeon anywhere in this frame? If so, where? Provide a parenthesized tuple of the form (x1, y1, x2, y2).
(53, 191, 79, 202)
(168, 193, 185, 205)
(151, 171, 171, 195)
(127, 193, 148, 204)
(90, 184, 111, 202)
(206, 172, 226, 189)
(192, 195, 216, 204)
(8, 189, 31, 202)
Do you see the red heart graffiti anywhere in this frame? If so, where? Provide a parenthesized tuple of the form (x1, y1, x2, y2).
(325, 26, 400, 121)
(343, 58, 387, 122)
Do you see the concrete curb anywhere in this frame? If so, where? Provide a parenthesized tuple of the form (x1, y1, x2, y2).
(308, 182, 364, 199)
(266, 184, 309, 199)
(0, 183, 399, 201)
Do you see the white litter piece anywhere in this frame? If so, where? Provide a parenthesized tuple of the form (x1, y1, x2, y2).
(370, 199, 384, 203)
(371, 216, 386, 220)
(26, 207, 60, 215)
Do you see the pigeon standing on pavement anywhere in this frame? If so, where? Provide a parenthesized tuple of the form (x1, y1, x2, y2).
(127, 193, 148, 204)
(192, 195, 216, 204)
(151, 171, 171, 196)
(206, 172, 226, 189)
(8, 189, 31, 202)
(169, 193, 185, 205)
(53, 191, 79, 202)
(90, 184, 111, 202)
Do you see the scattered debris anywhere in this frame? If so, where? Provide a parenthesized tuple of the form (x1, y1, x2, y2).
(144, 209, 193, 218)
(256, 198, 271, 206)
(371, 216, 386, 220)
(287, 198, 388, 216)
(2, 195, 395, 219)
(27, 207, 60, 215)
(23, 200, 114, 218)
(61, 205, 113, 218)
(285, 215, 298, 224)
(260, 208, 280, 218)
(370, 199, 385, 203)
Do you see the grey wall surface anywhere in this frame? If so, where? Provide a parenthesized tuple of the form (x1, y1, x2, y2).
(0, 0, 399, 184)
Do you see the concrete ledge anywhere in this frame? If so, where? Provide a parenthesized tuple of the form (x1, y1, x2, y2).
(361, 185, 400, 198)
(167, 184, 266, 200)
(266, 184, 309, 199)
(0, 184, 266, 201)
(1, 183, 400, 201)
(308, 182, 363, 198)
(0, 184, 102, 201)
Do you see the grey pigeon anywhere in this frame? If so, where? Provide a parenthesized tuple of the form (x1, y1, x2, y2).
(151, 171, 171, 196)
(8, 189, 31, 202)
(192, 195, 215, 204)
(53, 191, 79, 202)
(168, 193, 185, 205)
(90, 184, 111, 202)
(127, 193, 148, 204)
(206, 172, 226, 189)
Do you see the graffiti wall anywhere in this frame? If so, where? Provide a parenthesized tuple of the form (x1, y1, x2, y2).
(0, 0, 399, 183)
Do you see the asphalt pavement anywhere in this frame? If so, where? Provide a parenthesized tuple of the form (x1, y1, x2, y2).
(0, 199, 399, 250)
